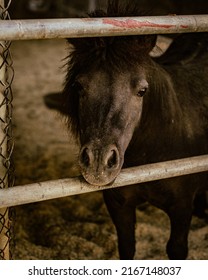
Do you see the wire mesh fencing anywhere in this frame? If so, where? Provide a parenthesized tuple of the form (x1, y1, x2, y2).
(0, 0, 14, 260)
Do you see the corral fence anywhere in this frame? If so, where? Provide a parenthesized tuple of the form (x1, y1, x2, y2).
(0, 0, 208, 260)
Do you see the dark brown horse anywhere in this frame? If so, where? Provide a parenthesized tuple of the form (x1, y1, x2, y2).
(62, 1, 208, 259)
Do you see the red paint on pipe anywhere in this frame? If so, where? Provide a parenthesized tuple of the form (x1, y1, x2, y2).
(103, 18, 174, 29)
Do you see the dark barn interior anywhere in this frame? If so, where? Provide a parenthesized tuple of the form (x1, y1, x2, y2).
(4, 0, 208, 259)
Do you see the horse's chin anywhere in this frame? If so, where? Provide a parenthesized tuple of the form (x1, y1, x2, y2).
(81, 171, 119, 187)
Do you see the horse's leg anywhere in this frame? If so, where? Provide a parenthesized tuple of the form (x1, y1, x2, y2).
(166, 203, 193, 259)
(103, 189, 137, 260)
(146, 177, 197, 260)
(193, 191, 207, 218)
(165, 174, 207, 259)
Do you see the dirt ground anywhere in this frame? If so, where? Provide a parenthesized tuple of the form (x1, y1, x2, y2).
(10, 38, 208, 260)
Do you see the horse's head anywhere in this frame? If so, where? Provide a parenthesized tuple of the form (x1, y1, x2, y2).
(63, 2, 157, 185)
(77, 66, 150, 185)
(64, 33, 156, 186)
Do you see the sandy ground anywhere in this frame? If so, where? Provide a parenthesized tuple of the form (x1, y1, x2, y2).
(10, 38, 208, 260)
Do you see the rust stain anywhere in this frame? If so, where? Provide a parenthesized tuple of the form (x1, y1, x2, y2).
(180, 25, 189, 28)
(103, 18, 174, 29)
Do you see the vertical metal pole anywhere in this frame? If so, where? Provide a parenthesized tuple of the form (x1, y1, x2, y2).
(0, 0, 9, 260)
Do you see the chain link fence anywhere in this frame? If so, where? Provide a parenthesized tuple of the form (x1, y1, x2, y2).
(0, 0, 14, 260)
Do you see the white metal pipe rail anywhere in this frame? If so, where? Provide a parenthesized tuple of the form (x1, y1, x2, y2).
(0, 14, 207, 209)
(0, 154, 208, 208)
(1, 15, 208, 41)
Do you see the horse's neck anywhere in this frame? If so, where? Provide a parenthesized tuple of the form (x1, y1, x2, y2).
(124, 67, 177, 166)
(142, 63, 183, 128)
(125, 61, 208, 166)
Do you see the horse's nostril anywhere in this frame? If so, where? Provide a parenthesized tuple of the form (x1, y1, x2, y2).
(107, 149, 118, 169)
(80, 145, 120, 174)
(81, 147, 90, 167)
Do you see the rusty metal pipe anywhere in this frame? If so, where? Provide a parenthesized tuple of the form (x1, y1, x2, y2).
(0, 154, 208, 208)
(0, 15, 208, 41)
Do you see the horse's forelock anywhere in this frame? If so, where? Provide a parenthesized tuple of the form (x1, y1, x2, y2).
(68, 0, 155, 59)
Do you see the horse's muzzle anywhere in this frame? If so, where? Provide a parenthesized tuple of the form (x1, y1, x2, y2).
(79, 143, 122, 186)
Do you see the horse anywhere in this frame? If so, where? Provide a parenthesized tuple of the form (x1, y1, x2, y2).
(62, 1, 208, 259)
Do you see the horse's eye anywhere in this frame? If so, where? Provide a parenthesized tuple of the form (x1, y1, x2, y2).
(137, 88, 147, 97)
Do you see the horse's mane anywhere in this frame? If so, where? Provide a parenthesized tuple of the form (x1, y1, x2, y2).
(62, 1, 157, 137)
(67, 1, 156, 71)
